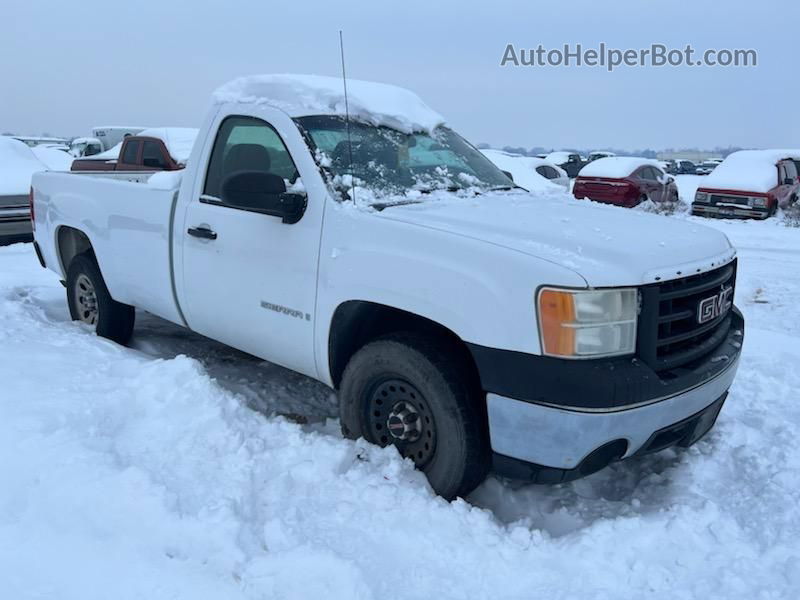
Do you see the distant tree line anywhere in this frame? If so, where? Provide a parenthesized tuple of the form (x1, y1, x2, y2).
(476, 143, 750, 159)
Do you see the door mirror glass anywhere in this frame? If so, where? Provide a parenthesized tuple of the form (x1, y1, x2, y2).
(221, 171, 306, 224)
(784, 177, 794, 186)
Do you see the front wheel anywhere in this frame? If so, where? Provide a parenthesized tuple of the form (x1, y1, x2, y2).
(339, 333, 490, 500)
(66, 253, 135, 345)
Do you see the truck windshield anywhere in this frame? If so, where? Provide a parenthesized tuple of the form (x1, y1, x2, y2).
(294, 115, 513, 204)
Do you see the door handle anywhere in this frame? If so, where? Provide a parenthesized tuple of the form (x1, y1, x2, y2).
(187, 226, 217, 240)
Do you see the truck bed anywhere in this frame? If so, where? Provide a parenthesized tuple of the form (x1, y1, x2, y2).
(32, 171, 184, 325)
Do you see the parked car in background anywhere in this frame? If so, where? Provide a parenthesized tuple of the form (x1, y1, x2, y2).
(481, 149, 569, 190)
(69, 137, 104, 157)
(31, 73, 743, 499)
(573, 157, 679, 207)
(660, 159, 677, 174)
(71, 128, 198, 172)
(0, 137, 51, 241)
(587, 151, 616, 162)
(693, 150, 800, 219)
(675, 159, 697, 175)
(696, 159, 723, 175)
(545, 151, 584, 178)
(10, 135, 70, 148)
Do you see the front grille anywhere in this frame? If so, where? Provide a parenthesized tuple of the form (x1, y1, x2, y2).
(638, 261, 737, 372)
(710, 194, 749, 206)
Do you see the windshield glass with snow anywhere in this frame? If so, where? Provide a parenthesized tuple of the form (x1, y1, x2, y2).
(295, 116, 513, 204)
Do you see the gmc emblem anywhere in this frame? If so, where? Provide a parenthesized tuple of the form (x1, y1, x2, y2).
(697, 286, 733, 324)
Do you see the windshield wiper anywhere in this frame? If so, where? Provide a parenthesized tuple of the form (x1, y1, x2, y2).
(371, 199, 426, 211)
(416, 185, 462, 195)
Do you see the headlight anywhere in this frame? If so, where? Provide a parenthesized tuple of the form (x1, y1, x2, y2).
(537, 288, 638, 358)
(749, 196, 767, 208)
(695, 192, 708, 203)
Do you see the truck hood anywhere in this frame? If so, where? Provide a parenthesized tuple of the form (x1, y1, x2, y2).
(377, 191, 735, 287)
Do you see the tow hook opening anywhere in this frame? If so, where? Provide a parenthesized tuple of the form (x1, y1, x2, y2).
(577, 439, 629, 477)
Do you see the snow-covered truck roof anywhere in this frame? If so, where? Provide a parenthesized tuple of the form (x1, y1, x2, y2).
(213, 74, 445, 133)
(702, 149, 800, 193)
(92, 127, 199, 163)
(577, 156, 663, 178)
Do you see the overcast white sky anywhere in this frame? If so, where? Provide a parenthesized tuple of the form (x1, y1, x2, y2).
(1, 0, 797, 150)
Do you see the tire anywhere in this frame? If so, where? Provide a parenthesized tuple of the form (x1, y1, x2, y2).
(66, 252, 135, 345)
(339, 333, 490, 500)
(638, 194, 649, 206)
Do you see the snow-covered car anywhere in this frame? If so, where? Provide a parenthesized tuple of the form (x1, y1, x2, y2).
(573, 157, 679, 207)
(696, 160, 723, 176)
(69, 137, 104, 158)
(545, 151, 585, 178)
(674, 159, 698, 174)
(480, 149, 569, 190)
(31, 74, 744, 498)
(693, 150, 800, 219)
(587, 151, 616, 162)
(0, 136, 51, 240)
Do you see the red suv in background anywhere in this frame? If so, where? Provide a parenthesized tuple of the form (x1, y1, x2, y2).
(573, 157, 679, 207)
(692, 150, 800, 219)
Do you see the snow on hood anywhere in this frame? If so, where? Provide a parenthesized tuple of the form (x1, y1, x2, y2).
(578, 156, 662, 178)
(0, 136, 48, 195)
(376, 191, 734, 287)
(702, 149, 800, 193)
(480, 150, 565, 192)
(213, 74, 445, 133)
(30, 146, 73, 171)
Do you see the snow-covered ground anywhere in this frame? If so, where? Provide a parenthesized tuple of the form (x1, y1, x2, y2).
(2, 176, 799, 598)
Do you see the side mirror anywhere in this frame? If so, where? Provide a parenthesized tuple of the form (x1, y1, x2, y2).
(221, 171, 307, 224)
(501, 170, 514, 182)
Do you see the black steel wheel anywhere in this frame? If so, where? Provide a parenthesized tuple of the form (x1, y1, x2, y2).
(339, 333, 490, 500)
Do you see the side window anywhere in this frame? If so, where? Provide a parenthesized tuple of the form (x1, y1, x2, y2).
(782, 160, 797, 181)
(142, 141, 169, 169)
(120, 140, 140, 165)
(546, 166, 561, 179)
(204, 116, 299, 207)
(536, 165, 549, 179)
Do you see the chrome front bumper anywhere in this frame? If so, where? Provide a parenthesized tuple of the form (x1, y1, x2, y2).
(487, 355, 740, 470)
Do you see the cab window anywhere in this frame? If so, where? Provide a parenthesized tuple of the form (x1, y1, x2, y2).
(142, 141, 169, 170)
(203, 116, 299, 207)
(120, 140, 140, 165)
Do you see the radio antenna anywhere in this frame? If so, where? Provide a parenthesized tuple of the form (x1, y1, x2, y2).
(339, 30, 356, 204)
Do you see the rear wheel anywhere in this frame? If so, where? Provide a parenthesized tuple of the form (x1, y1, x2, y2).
(339, 333, 490, 500)
(66, 253, 135, 345)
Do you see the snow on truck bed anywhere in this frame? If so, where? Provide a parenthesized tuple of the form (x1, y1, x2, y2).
(702, 149, 800, 193)
(578, 156, 662, 178)
(214, 74, 445, 133)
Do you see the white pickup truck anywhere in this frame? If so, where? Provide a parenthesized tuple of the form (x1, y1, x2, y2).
(31, 74, 744, 499)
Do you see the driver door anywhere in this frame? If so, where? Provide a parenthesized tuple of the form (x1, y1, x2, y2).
(179, 114, 321, 378)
